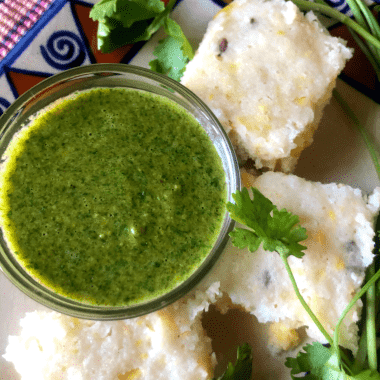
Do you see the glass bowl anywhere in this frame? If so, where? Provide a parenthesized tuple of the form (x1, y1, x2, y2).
(0, 63, 240, 320)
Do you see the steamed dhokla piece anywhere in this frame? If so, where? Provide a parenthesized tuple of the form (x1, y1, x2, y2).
(203, 172, 380, 353)
(3, 283, 222, 380)
(181, 0, 353, 172)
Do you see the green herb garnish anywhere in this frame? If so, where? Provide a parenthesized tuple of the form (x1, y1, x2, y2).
(149, 16, 194, 80)
(90, 0, 193, 80)
(212, 343, 253, 380)
(285, 342, 380, 379)
(227, 188, 333, 345)
(89, 0, 165, 52)
(227, 187, 308, 259)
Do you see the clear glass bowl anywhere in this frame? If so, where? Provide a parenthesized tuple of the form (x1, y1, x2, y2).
(0, 63, 240, 320)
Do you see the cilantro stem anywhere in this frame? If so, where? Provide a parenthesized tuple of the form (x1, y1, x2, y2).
(347, 27, 380, 80)
(350, 0, 380, 66)
(161, 0, 177, 17)
(289, 0, 380, 50)
(281, 252, 355, 374)
(352, 0, 380, 41)
(333, 89, 380, 181)
(352, 323, 368, 373)
(144, 0, 177, 38)
(279, 253, 334, 345)
(346, 0, 368, 30)
(333, 266, 380, 370)
(366, 263, 377, 371)
(333, 84, 380, 374)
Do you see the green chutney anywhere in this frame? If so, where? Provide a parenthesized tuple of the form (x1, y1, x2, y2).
(0, 88, 226, 306)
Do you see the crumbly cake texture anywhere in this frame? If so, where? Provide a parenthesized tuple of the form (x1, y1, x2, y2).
(181, 0, 353, 172)
(202, 172, 380, 353)
(2, 283, 221, 380)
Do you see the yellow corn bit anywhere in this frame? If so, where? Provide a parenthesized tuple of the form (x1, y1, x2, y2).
(118, 369, 141, 380)
(328, 210, 336, 221)
(268, 322, 301, 351)
(294, 97, 307, 106)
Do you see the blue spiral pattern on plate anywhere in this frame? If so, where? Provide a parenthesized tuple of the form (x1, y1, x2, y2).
(0, 98, 11, 116)
(40, 30, 86, 70)
(329, 0, 347, 6)
(325, 0, 380, 16)
(324, 0, 352, 16)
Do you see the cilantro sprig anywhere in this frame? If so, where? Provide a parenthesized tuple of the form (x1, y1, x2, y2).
(228, 187, 307, 258)
(285, 342, 380, 379)
(227, 187, 333, 345)
(90, 0, 193, 81)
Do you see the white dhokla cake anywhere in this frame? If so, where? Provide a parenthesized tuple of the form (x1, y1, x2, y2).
(181, 0, 353, 172)
(204, 172, 380, 353)
(2, 283, 221, 380)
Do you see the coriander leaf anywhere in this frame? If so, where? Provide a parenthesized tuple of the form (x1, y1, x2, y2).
(95, 18, 156, 52)
(229, 228, 262, 252)
(286, 343, 380, 380)
(228, 187, 273, 231)
(266, 208, 308, 258)
(212, 343, 253, 380)
(149, 18, 194, 81)
(149, 35, 188, 80)
(163, 17, 194, 61)
(90, 0, 170, 53)
(89, 0, 117, 21)
(285, 342, 333, 379)
(320, 354, 380, 379)
(142, 0, 176, 43)
(90, 0, 164, 27)
(111, 0, 164, 28)
(321, 353, 349, 380)
(353, 370, 380, 379)
(227, 187, 307, 259)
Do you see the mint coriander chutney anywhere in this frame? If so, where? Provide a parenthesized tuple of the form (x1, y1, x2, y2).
(0, 88, 227, 307)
